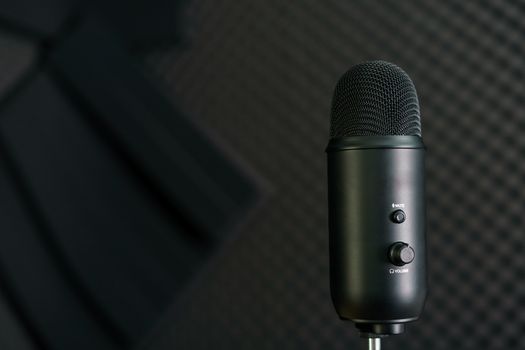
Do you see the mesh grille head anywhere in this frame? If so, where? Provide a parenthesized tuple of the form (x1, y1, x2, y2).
(330, 61, 421, 138)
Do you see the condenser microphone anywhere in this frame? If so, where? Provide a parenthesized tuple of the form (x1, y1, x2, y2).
(326, 61, 427, 346)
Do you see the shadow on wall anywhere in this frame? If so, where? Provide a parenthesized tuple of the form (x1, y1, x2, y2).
(0, 1, 258, 349)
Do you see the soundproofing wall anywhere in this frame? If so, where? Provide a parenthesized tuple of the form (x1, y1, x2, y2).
(0, 1, 523, 350)
(142, 1, 525, 349)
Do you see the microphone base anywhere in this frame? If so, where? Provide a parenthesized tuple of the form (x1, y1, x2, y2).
(356, 323, 405, 338)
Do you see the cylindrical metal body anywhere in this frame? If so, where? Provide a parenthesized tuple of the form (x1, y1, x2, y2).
(368, 338, 381, 350)
(327, 136, 427, 334)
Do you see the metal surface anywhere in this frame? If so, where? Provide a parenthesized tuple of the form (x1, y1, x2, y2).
(368, 338, 381, 350)
(327, 140, 427, 329)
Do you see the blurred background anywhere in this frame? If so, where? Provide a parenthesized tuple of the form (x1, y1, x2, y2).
(0, 1, 523, 349)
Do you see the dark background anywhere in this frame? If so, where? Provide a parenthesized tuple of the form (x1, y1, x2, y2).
(0, 1, 523, 349)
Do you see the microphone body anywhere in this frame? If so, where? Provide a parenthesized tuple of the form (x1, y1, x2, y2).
(327, 61, 427, 337)
(327, 136, 427, 335)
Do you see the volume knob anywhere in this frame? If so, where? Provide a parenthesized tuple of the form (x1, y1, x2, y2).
(388, 242, 415, 266)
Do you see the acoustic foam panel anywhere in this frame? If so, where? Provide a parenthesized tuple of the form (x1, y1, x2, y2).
(142, 1, 525, 349)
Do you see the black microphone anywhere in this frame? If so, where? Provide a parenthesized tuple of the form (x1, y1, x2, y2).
(326, 61, 427, 344)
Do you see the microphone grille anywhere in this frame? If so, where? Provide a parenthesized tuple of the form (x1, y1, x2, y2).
(330, 61, 421, 138)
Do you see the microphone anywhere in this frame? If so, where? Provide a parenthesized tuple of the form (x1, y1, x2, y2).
(326, 61, 427, 344)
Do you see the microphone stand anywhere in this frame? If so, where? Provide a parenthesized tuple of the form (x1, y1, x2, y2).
(367, 337, 381, 350)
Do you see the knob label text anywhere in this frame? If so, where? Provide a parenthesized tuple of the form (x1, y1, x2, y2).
(391, 203, 405, 208)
